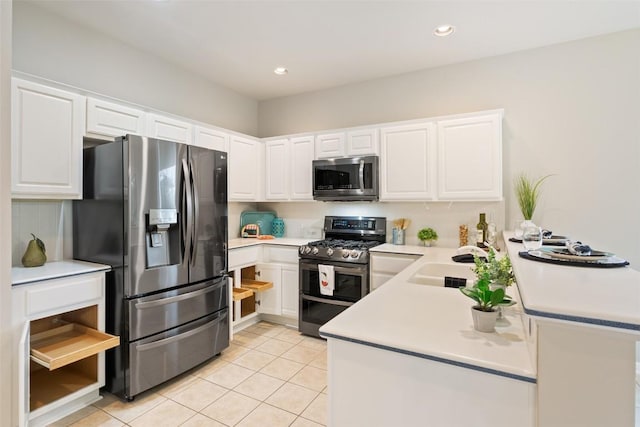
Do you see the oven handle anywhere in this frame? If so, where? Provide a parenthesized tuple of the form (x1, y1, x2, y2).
(299, 261, 368, 276)
(302, 295, 354, 307)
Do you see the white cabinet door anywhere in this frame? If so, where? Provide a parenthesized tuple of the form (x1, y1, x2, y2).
(379, 122, 436, 201)
(229, 135, 261, 201)
(86, 97, 146, 138)
(290, 136, 314, 200)
(146, 113, 192, 144)
(255, 263, 282, 316)
(370, 252, 421, 290)
(265, 139, 289, 200)
(193, 125, 228, 152)
(437, 113, 503, 200)
(347, 128, 378, 156)
(315, 132, 345, 159)
(281, 265, 299, 319)
(18, 321, 29, 427)
(12, 78, 85, 199)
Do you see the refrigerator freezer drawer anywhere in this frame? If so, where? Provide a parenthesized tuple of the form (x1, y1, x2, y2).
(128, 277, 227, 341)
(129, 308, 229, 397)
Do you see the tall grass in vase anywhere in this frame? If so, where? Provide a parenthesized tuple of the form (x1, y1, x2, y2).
(515, 174, 551, 221)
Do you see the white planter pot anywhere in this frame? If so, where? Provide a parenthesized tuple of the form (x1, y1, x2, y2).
(471, 306, 499, 332)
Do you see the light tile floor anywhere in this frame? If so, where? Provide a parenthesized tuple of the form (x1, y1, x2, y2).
(52, 322, 327, 427)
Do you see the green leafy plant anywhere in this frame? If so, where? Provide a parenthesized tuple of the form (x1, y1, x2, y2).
(417, 227, 438, 242)
(472, 247, 515, 287)
(515, 174, 552, 220)
(459, 271, 507, 312)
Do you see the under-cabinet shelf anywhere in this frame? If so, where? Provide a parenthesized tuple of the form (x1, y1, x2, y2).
(239, 279, 273, 293)
(233, 287, 253, 301)
(30, 322, 119, 370)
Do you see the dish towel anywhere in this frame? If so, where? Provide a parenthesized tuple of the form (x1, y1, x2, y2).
(318, 264, 335, 296)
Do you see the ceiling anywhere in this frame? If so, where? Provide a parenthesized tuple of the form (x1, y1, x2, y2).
(27, 0, 640, 101)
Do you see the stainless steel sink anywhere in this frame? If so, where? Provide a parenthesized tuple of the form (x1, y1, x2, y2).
(408, 262, 476, 287)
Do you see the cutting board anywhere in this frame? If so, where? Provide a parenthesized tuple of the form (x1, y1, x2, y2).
(240, 211, 276, 235)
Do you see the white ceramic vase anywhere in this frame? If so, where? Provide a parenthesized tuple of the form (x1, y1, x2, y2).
(471, 306, 499, 332)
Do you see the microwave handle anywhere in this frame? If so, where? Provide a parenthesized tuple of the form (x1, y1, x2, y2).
(359, 159, 365, 191)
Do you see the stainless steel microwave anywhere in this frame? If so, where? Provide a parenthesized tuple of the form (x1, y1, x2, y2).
(312, 156, 379, 201)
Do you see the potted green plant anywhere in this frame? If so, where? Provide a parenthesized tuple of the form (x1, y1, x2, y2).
(514, 173, 551, 225)
(417, 227, 438, 247)
(459, 271, 509, 332)
(472, 247, 515, 289)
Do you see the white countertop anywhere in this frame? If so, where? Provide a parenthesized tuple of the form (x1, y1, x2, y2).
(12, 260, 111, 285)
(320, 247, 536, 382)
(504, 232, 640, 332)
(370, 243, 433, 256)
(228, 237, 312, 249)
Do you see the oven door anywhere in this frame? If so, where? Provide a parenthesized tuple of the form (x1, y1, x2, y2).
(299, 295, 352, 337)
(299, 259, 368, 302)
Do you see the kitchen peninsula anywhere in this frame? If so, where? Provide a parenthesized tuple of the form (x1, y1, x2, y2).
(320, 237, 640, 427)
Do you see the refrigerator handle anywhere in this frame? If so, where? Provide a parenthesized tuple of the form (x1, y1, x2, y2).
(189, 161, 200, 266)
(182, 159, 194, 265)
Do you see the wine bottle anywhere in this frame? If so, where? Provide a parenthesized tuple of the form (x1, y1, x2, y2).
(476, 213, 488, 248)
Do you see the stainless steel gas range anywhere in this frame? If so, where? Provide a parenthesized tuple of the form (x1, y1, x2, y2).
(298, 216, 386, 337)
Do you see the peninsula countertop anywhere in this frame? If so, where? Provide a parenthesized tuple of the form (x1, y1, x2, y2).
(12, 260, 111, 285)
(504, 232, 640, 332)
(319, 246, 536, 382)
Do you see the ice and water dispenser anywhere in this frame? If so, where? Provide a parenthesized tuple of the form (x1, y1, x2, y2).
(145, 208, 180, 268)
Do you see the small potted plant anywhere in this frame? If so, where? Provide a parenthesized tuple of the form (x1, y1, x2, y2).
(459, 271, 509, 332)
(417, 227, 438, 247)
(472, 247, 515, 289)
(514, 173, 551, 226)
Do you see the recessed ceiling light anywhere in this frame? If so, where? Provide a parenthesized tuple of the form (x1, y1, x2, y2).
(274, 67, 288, 75)
(434, 25, 455, 37)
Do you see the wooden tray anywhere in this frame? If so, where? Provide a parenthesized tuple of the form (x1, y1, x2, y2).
(31, 323, 119, 370)
(233, 287, 253, 301)
(240, 279, 273, 292)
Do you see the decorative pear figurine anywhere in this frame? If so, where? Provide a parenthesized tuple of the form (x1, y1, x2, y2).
(22, 233, 46, 267)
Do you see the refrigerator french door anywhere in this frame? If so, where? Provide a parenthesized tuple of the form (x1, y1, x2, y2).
(74, 135, 228, 399)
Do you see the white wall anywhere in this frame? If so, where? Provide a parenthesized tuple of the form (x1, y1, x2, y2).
(12, 1, 259, 136)
(0, 1, 12, 424)
(259, 29, 640, 268)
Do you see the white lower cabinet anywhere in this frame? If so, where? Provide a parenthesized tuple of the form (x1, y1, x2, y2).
(370, 252, 421, 290)
(13, 271, 119, 427)
(281, 265, 299, 319)
(229, 245, 300, 332)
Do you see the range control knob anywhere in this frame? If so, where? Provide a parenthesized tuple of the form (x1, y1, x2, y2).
(299, 246, 305, 255)
(311, 247, 319, 255)
(326, 248, 334, 256)
(304, 246, 312, 254)
(342, 251, 350, 258)
(350, 250, 360, 258)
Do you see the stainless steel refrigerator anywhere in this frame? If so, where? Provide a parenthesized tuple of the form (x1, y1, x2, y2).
(73, 134, 229, 400)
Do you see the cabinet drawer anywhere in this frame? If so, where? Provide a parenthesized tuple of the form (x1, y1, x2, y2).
(263, 246, 299, 264)
(26, 273, 103, 318)
(229, 245, 262, 269)
(30, 323, 119, 370)
(370, 253, 420, 274)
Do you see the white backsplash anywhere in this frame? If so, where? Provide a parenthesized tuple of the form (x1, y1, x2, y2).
(257, 201, 506, 248)
(11, 200, 69, 266)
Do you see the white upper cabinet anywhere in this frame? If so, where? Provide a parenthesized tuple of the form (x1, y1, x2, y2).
(146, 113, 192, 144)
(315, 129, 379, 159)
(86, 97, 146, 138)
(11, 78, 85, 199)
(229, 135, 262, 201)
(346, 128, 379, 156)
(290, 136, 315, 200)
(436, 112, 503, 200)
(265, 139, 289, 201)
(315, 132, 345, 159)
(379, 122, 436, 201)
(193, 125, 229, 152)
